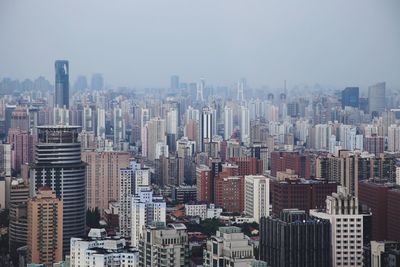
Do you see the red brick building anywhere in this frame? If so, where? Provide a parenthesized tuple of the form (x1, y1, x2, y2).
(270, 151, 311, 178)
(270, 178, 337, 216)
(359, 179, 400, 241)
(196, 165, 212, 203)
(214, 164, 244, 213)
(228, 157, 262, 176)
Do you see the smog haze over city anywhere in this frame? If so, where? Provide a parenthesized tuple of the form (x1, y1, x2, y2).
(1, 0, 399, 90)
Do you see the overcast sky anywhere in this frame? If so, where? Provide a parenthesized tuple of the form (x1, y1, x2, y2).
(0, 0, 399, 90)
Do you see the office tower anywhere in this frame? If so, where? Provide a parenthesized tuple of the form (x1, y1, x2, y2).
(113, 107, 125, 145)
(139, 223, 189, 267)
(259, 209, 330, 267)
(287, 101, 299, 117)
(224, 106, 233, 140)
(172, 185, 197, 203)
(170, 75, 179, 90)
(119, 161, 150, 239)
(359, 179, 400, 241)
(270, 177, 337, 216)
(4, 105, 16, 137)
(82, 150, 130, 211)
(166, 108, 178, 151)
(70, 229, 138, 267)
(244, 175, 270, 223)
(342, 87, 359, 108)
(196, 79, 205, 102)
(54, 60, 69, 108)
(90, 73, 104, 90)
(310, 187, 366, 267)
(201, 107, 213, 151)
(131, 187, 166, 248)
(270, 151, 311, 178)
(203, 226, 255, 267)
(368, 82, 386, 114)
(240, 105, 250, 143)
(9, 178, 29, 265)
(96, 108, 106, 138)
(364, 134, 384, 155)
(196, 165, 212, 203)
(387, 124, 400, 152)
(30, 125, 86, 255)
(144, 117, 166, 161)
(237, 78, 245, 102)
(370, 241, 400, 267)
(73, 75, 88, 91)
(27, 187, 63, 265)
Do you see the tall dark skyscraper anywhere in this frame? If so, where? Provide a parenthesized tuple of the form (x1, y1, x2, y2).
(259, 209, 331, 267)
(54, 60, 69, 108)
(341, 87, 359, 108)
(30, 125, 86, 255)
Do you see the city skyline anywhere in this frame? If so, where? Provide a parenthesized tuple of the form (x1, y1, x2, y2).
(0, 0, 399, 89)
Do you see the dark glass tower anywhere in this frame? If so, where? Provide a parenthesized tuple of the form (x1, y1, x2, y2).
(55, 60, 69, 108)
(30, 125, 86, 255)
(260, 209, 331, 267)
(341, 87, 359, 109)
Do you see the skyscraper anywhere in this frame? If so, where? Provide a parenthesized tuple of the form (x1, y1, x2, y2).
(54, 60, 69, 109)
(368, 82, 386, 115)
(259, 209, 330, 267)
(170, 75, 179, 90)
(201, 107, 213, 151)
(341, 87, 359, 108)
(30, 125, 86, 255)
(27, 187, 63, 265)
(244, 175, 270, 223)
(310, 187, 367, 267)
(224, 106, 233, 140)
(90, 73, 104, 90)
(196, 79, 205, 102)
(240, 105, 250, 143)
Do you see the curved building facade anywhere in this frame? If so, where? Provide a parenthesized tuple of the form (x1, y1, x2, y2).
(30, 125, 86, 255)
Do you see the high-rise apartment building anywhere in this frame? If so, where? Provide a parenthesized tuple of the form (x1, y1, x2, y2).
(244, 175, 270, 223)
(54, 60, 69, 108)
(139, 223, 189, 267)
(27, 187, 63, 266)
(82, 150, 130, 211)
(240, 105, 250, 143)
(9, 178, 29, 265)
(30, 125, 86, 255)
(203, 226, 254, 267)
(364, 134, 384, 156)
(144, 117, 166, 161)
(119, 161, 150, 239)
(310, 187, 366, 267)
(131, 187, 166, 248)
(113, 107, 125, 145)
(201, 107, 213, 151)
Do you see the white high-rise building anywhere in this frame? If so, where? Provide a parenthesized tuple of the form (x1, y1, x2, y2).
(144, 117, 166, 161)
(314, 124, 332, 150)
(203, 226, 255, 267)
(240, 106, 250, 143)
(96, 108, 106, 138)
(53, 106, 69, 125)
(244, 175, 270, 223)
(388, 124, 400, 152)
(237, 79, 245, 102)
(201, 107, 213, 150)
(119, 161, 150, 239)
(310, 187, 367, 267)
(196, 79, 205, 102)
(69, 228, 138, 267)
(186, 106, 200, 123)
(224, 106, 233, 140)
(113, 107, 125, 145)
(166, 108, 178, 135)
(131, 187, 166, 248)
(82, 107, 93, 132)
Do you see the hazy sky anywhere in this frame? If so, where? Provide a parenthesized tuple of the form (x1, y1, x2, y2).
(0, 0, 399, 90)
